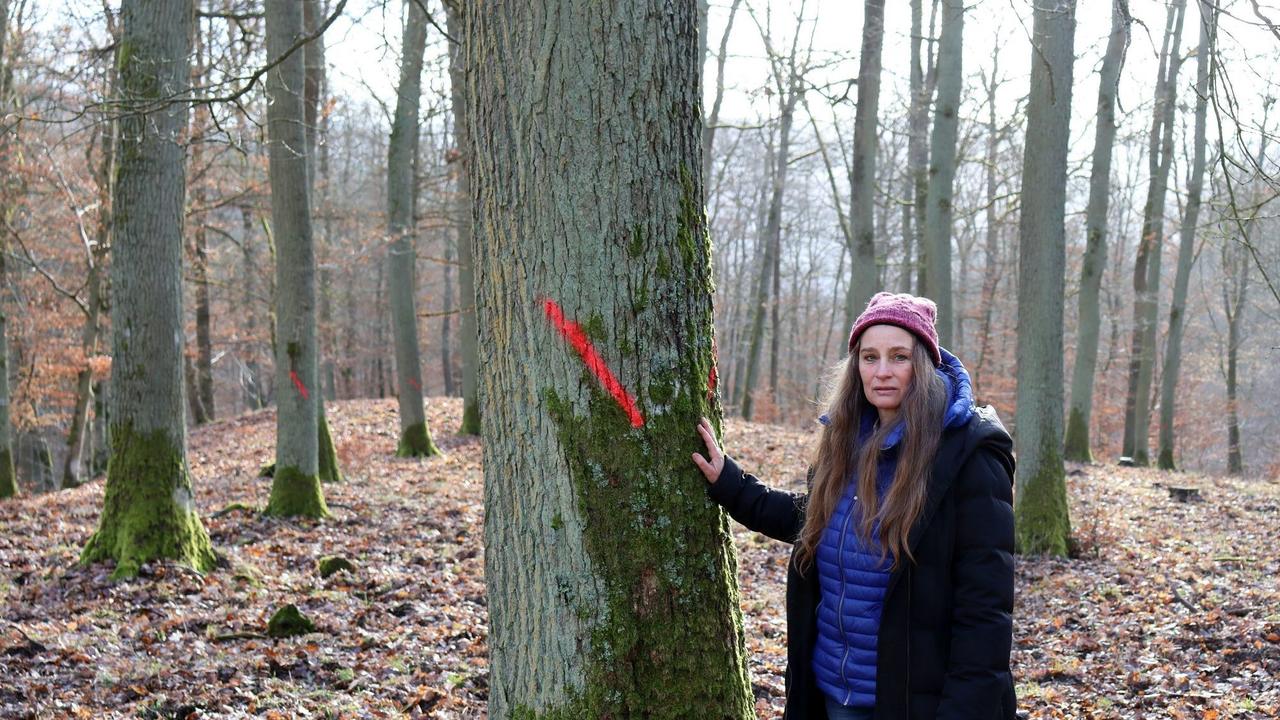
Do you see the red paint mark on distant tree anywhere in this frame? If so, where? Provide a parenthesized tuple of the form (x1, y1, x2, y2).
(408, 377, 422, 392)
(289, 370, 310, 400)
(543, 298, 645, 428)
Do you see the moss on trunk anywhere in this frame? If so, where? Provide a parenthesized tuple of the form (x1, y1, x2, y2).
(1014, 436, 1072, 557)
(318, 412, 343, 483)
(0, 448, 16, 498)
(80, 424, 217, 580)
(396, 421, 442, 458)
(1156, 446, 1176, 471)
(460, 400, 481, 436)
(1062, 406, 1093, 463)
(264, 465, 330, 518)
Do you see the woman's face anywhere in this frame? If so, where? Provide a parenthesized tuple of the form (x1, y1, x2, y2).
(857, 324, 916, 425)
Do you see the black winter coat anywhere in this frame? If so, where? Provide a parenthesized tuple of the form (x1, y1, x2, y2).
(708, 406, 1017, 720)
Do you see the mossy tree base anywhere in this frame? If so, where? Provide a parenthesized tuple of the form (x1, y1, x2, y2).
(0, 448, 17, 499)
(80, 425, 217, 580)
(396, 422, 442, 458)
(1062, 407, 1093, 463)
(1014, 461, 1072, 557)
(1156, 447, 1177, 471)
(318, 413, 343, 483)
(264, 465, 330, 518)
(459, 401, 481, 436)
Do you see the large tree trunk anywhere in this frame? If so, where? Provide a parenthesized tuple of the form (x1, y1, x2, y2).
(922, 0, 962, 344)
(468, 1, 753, 715)
(264, 0, 328, 517)
(845, 0, 886, 324)
(1013, 0, 1076, 557)
(1123, 0, 1185, 465)
(1157, 0, 1214, 470)
(446, 3, 480, 435)
(80, 0, 217, 579)
(386, 0, 440, 458)
(1064, 0, 1129, 462)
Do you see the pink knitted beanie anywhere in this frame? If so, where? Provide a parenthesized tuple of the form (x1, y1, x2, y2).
(847, 292, 942, 367)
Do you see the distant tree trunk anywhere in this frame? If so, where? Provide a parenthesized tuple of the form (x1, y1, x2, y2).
(741, 77, 797, 420)
(187, 24, 215, 426)
(303, 0, 343, 483)
(1223, 245, 1247, 475)
(264, 0, 329, 516)
(1064, 0, 1129, 463)
(387, 0, 440, 458)
(240, 205, 264, 410)
(0, 0, 14, 500)
(973, 46, 1006, 391)
(702, 0, 742, 202)
(80, 0, 216, 578)
(446, 3, 480, 435)
(845, 0, 885, 324)
(907, 0, 932, 295)
(469, 1, 753, 715)
(923, 0, 962, 344)
(1123, 0, 1185, 465)
(1014, 0, 1076, 557)
(441, 230, 456, 396)
(1157, 0, 1213, 470)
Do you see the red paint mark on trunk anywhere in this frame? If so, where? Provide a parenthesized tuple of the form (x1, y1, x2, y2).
(543, 299, 645, 428)
(289, 370, 310, 400)
(408, 377, 422, 392)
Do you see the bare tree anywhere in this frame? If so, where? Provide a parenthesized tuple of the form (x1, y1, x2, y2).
(80, 0, 216, 577)
(1157, 0, 1215, 470)
(922, 0, 962, 344)
(1014, 0, 1076, 556)
(1064, 0, 1130, 462)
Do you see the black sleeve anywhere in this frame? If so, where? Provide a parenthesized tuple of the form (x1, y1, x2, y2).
(705, 455, 807, 544)
(937, 445, 1016, 720)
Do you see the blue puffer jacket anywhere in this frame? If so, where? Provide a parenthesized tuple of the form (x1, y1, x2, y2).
(812, 348, 976, 707)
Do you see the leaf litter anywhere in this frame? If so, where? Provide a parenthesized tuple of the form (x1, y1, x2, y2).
(0, 399, 1275, 718)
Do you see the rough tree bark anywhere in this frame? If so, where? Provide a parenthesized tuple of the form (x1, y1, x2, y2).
(1157, 0, 1214, 470)
(845, 0, 886, 324)
(1014, 0, 1076, 557)
(386, 0, 440, 458)
(922, 0, 962, 344)
(1064, 0, 1129, 462)
(468, 1, 753, 715)
(264, 0, 329, 516)
(79, 0, 217, 578)
(1123, 0, 1185, 465)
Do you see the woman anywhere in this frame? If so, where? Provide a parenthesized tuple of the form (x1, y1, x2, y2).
(693, 292, 1016, 720)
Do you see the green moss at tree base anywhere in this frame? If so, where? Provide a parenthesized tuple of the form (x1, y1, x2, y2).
(1062, 407, 1093, 463)
(264, 465, 330, 518)
(396, 422, 442, 458)
(460, 401, 481, 436)
(1014, 449, 1073, 557)
(318, 413, 344, 483)
(79, 424, 217, 580)
(1156, 446, 1176, 471)
(0, 448, 17, 498)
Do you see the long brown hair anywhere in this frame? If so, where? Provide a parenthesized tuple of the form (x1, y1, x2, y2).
(795, 338, 946, 573)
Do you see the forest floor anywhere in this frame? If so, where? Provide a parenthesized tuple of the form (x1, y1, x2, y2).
(1, 397, 1278, 719)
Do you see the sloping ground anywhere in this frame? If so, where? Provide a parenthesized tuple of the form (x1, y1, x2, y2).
(0, 398, 1276, 719)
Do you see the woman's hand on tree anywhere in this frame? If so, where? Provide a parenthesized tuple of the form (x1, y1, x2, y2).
(692, 417, 725, 484)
